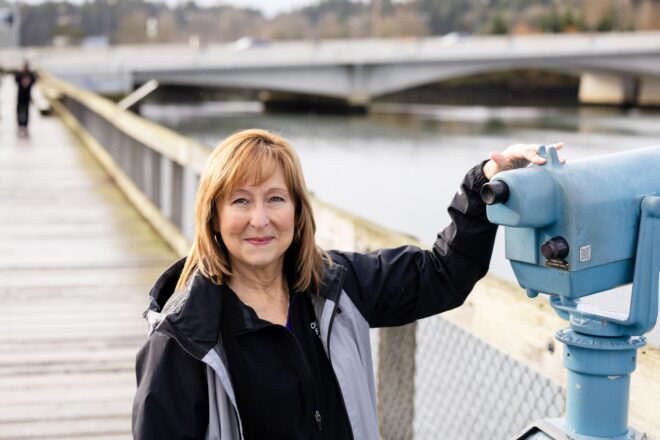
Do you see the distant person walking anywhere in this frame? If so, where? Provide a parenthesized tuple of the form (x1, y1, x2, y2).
(15, 62, 36, 134)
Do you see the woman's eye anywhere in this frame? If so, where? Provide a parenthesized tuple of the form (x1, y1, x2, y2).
(231, 198, 249, 205)
(269, 196, 285, 203)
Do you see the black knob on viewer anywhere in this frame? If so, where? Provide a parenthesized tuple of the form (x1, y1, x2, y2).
(541, 237, 569, 260)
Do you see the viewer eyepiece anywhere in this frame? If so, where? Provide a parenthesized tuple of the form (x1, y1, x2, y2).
(481, 181, 510, 205)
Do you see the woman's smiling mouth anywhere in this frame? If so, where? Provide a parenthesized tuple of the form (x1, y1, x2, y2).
(246, 237, 274, 245)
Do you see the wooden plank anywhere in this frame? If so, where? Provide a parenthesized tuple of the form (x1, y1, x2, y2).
(0, 208, 144, 223)
(0, 385, 136, 406)
(0, 371, 135, 391)
(0, 312, 146, 325)
(0, 240, 171, 255)
(0, 360, 135, 378)
(0, 401, 131, 424)
(0, 222, 159, 239)
(0, 254, 174, 271)
(1, 305, 145, 319)
(0, 418, 130, 440)
(0, 266, 170, 288)
(0, 325, 147, 341)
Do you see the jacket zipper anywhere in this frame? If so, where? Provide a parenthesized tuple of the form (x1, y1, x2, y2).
(314, 409, 323, 431)
(272, 323, 325, 436)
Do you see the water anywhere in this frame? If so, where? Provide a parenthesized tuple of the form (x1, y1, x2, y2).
(141, 101, 660, 346)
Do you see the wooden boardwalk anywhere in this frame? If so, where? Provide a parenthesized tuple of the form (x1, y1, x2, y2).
(0, 76, 176, 439)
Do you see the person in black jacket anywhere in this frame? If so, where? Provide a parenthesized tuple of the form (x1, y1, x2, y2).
(132, 128, 563, 440)
(15, 62, 36, 135)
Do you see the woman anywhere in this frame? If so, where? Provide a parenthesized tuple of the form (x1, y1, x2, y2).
(132, 129, 561, 439)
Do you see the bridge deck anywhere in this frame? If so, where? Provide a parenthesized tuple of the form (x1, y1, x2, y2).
(0, 76, 176, 439)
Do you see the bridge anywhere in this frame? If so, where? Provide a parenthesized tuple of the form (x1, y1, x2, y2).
(7, 32, 660, 109)
(1, 71, 659, 438)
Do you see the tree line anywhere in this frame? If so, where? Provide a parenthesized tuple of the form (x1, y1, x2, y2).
(14, 0, 660, 47)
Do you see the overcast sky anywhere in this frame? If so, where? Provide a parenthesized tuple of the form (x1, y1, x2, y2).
(13, 0, 329, 18)
(201, 0, 320, 15)
(182, 0, 322, 17)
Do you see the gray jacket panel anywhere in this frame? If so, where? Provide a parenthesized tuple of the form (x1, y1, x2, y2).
(325, 291, 378, 440)
(202, 350, 243, 440)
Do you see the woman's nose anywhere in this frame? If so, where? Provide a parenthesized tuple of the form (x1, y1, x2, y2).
(249, 203, 269, 228)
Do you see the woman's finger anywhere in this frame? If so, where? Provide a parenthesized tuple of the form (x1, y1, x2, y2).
(489, 151, 508, 167)
(529, 154, 547, 165)
(525, 146, 546, 165)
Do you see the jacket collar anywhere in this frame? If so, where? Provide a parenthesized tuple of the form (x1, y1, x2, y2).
(145, 256, 346, 357)
(319, 256, 346, 303)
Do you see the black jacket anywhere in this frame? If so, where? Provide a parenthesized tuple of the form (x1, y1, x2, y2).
(132, 162, 497, 439)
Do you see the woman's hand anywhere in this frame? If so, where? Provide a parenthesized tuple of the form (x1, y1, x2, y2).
(483, 142, 564, 180)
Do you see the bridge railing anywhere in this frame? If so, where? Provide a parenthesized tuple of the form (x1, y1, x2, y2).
(39, 72, 659, 440)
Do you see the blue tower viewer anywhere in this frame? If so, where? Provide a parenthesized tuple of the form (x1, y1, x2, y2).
(481, 145, 660, 439)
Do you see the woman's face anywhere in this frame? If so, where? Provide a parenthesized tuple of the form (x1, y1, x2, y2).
(216, 165, 295, 274)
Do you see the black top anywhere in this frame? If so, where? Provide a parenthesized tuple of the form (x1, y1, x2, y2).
(15, 71, 36, 104)
(220, 285, 353, 440)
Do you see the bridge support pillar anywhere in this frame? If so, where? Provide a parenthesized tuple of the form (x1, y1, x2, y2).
(347, 93, 371, 108)
(638, 75, 660, 107)
(578, 72, 639, 106)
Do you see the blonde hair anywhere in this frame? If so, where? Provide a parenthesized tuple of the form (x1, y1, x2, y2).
(176, 129, 325, 293)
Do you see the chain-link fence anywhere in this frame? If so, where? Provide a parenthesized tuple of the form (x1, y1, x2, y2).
(373, 317, 566, 440)
(414, 317, 565, 439)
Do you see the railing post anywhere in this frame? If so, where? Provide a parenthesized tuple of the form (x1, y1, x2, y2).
(378, 323, 416, 440)
(160, 156, 174, 221)
(143, 148, 160, 206)
(119, 137, 131, 178)
(181, 169, 198, 241)
(142, 146, 155, 200)
(171, 162, 184, 230)
(131, 141, 143, 189)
